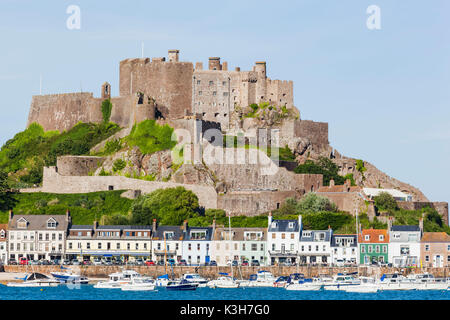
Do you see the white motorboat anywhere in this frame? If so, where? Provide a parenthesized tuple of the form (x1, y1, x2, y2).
(343, 277, 379, 293)
(182, 273, 209, 287)
(378, 273, 416, 291)
(285, 278, 322, 291)
(94, 270, 142, 289)
(247, 271, 277, 287)
(408, 273, 448, 291)
(121, 278, 156, 291)
(207, 276, 240, 288)
(6, 272, 60, 287)
(156, 274, 176, 287)
(323, 273, 360, 291)
(51, 271, 89, 284)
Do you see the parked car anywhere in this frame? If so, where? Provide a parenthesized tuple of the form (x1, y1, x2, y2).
(62, 259, 71, 265)
(145, 260, 155, 266)
(135, 258, 145, 266)
(51, 259, 61, 265)
(71, 259, 81, 266)
(83, 259, 92, 265)
(29, 260, 40, 265)
(241, 260, 249, 266)
(93, 258, 102, 266)
(19, 257, 28, 265)
(335, 259, 345, 267)
(167, 259, 175, 265)
(8, 259, 17, 265)
(157, 260, 165, 266)
(178, 259, 187, 266)
(40, 259, 51, 265)
(251, 260, 260, 266)
(102, 258, 112, 266)
(208, 260, 217, 266)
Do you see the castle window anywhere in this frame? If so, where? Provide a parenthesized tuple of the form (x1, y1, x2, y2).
(108, 185, 114, 191)
(224, 113, 227, 117)
(197, 80, 201, 85)
(209, 81, 214, 85)
(222, 81, 226, 86)
(223, 92, 228, 96)
(214, 113, 219, 118)
(198, 91, 202, 95)
(212, 91, 217, 96)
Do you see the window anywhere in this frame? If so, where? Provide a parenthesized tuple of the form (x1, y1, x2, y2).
(212, 91, 217, 96)
(52, 234, 56, 241)
(288, 222, 294, 229)
(364, 235, 370, 241)
(379, 235, 384, 241)
(69, 243, 72, 249)
(117, 243, 120, 249)
(260, 244, 264, 251)
(393, 234, 400, 239)
(425, 245, 430, 251)
(272, 244, 275, 251)
(223, 92, 228, 96)
(242, 243, 246, 251)
(98, 243, 102, 249)
(198, 91, 202, 95)
(375, 245, 380, 253)
(272, 233, 275, 239)
(59, 234, 62, 241)
(197, 243, 201, 250)
(45, 233, 49, 241)
(425, 255, 429, 262)
(188, 244, 192, 251)
(197, 80, 201, 85)
(135, 243, 139, 250)
(308, 245, 311, 252)
(400, 246, 410, 255)
(222, 81, 226, 86)
(315, 245, 319, 251)
(281, 233, 285, 239)
(361, 246, 365, 253)
(157, 243, 161, 250)
(209, 81, 213, 85)
(368, 246, 373, 253)
(290, 244, 294, 251)
(290, 234, 294, 239)
(251, 244, 257, 251)
(87, 243, 90, 249)
(382, 246, 387, 253)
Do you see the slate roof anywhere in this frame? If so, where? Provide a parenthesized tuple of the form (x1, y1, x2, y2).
(184, 226, 213, 241)
(152, 225, 184, 241)
(268, 219, 300, 232)
(97, 225, 151, 230)
(391, 225, 420, 232)
(213, 227, 267, 241)
(299, 229, 332, 242)
(331, 234, 358, 247)
(9, 214, 70, 231)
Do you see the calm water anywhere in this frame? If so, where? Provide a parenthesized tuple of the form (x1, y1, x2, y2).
(0, 285, 448, 300)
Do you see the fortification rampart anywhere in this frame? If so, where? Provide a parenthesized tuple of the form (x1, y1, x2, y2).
(56, 156, 105, 176)
(39, 166, 217, 209)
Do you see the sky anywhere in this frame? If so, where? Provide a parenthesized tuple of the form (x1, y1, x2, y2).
(0, 0, 449, 205)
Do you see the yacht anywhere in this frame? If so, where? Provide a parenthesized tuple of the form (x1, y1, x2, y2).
(323, 273, 360, 291)
(51, 271, 89, 284)
(285, 278, 322, 291)
(166, 279, 198, 291)
(182, 273, 209, 287)
(343, 277, 379, 293)
(6, 272, 60, 287)
(408, 273, 448, 290)
(94, 270, 142, 289)
(247, 271, 277, 287)
(121, 278, 157, 291)
(378, 273, 416, 291)
(207, 273, 240, 288)
(273, 276, 290, 288)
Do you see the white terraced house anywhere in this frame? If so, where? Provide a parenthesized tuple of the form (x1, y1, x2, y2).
(8, 211, 70, 262)
(267, 213, 302, 265)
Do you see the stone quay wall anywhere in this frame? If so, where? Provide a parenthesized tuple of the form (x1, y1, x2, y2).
(3, 265, 449, 280)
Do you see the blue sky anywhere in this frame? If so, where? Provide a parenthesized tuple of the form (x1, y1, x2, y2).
(0, 0, 449, 205)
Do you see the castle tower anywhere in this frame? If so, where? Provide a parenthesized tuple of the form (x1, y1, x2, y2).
(168, 49, 180, 62)
(254, 61, 267, 78)
(208, 57, 222, 70)
(101, 82, 111, 99)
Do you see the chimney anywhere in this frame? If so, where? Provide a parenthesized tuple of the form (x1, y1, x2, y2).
(268, 212, 273, 227)
(195, 62, 203, 70)
(329, 179, 335, 187)
(93, 221, 98, 230)
(168, 49, 179, 62)
(345, 179, 351, 191)
(183, 220, 188, 231)
(208, 57, 221, 70)
(152, 219, 157, 233)
(222, 61, 228, 71)
(388, 217, 393, 231)
(235, 67, 240, 72)
(65, 209, 71, 224)
(298, 214, 302, 230)
(212, 219, 216, 230)
(8, 210, 13, 222)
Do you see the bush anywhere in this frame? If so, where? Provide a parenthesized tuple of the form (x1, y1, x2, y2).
(294, 157, 346, 186)
(112, 159, 126, 172)
(101, 99, 113, 123)
(373, 192, 398, 211)
(126, 120, 176, 155)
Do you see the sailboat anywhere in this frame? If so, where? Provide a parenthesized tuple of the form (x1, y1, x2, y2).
(208, 214, 240, 289)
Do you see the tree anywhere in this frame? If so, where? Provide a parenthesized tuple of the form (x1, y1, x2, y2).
(131, 187, 200, 225)
(297, 193, 337, 213)
(294, 156, 346, 186)
(0, 170, 17, 211)
(373, 192, 398, 211)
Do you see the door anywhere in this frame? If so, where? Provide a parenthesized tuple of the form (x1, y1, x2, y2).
(434, 255, 441, 268)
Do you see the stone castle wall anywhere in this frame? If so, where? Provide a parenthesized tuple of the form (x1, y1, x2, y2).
(38, 166, 217, 209)
(397, 201, 449, 226)
(56, 156, 105, 176)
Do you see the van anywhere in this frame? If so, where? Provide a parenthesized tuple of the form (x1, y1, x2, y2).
(335, 259, 345, 267)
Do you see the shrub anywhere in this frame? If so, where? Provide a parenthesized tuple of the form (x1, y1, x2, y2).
(101, 99, 113, 123)
(112, 159, 126, 172)
(126, 120, 176, 155)
(373, 192, 398, 211)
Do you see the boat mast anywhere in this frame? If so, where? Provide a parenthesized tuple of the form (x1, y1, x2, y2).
(164, 233, 167, 276)
(228, 213, 233, 280)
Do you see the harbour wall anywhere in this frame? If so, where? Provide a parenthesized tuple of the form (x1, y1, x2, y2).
(3, 266, 449, 279)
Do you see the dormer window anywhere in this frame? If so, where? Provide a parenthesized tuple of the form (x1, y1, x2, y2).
(302, 231, 311, 238)
(164, 232, 175, 240)
(0, 230, 5, 238)
(271, 222, 277, 228)
(364, 235, 370, 241)
(17, 218, 28, 229)
(46, 218, 57, 229)
(379, 235, 384, 241)
(393, 233, 400, 239)
(288, 222, 294, 229)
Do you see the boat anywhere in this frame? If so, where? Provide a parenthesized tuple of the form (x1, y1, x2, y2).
(323, 273, 360, 291)
(6, 272, 60, 287)
(407, 273, 448, 291)
(182, 273, 209, 287)
(166, 279, 198, 291)
(378, 273, 416, 291)
(343, 277, 379, 293)
(207, 275, 240, 288)
(94, 270, 143, 289)
(121, 278, 157, 291)
(285, 277, 322, 291)
(156, 274, 174, 287)
(247, 270, 277, 287)
(273, 276, 289, 288)
(51, 267, 89, 284)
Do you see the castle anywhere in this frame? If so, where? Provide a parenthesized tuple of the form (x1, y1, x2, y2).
(24, 50, 448, 224)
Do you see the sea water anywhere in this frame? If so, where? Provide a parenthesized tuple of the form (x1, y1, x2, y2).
(0, 285, 448, 300)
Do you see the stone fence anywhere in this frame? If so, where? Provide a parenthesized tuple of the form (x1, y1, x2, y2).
(3, 265, 449, 279)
